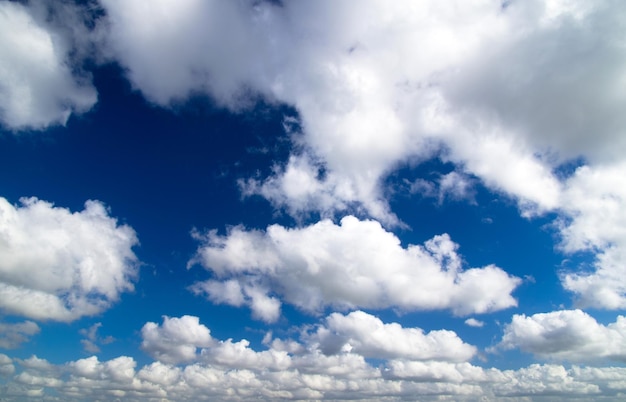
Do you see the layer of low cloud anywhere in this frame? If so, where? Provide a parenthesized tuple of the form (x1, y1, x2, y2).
(495, 309, 626, 363)
(189, 216, 521, 321)
(0, 197, 139, 322)
(3, 313, 626, 400)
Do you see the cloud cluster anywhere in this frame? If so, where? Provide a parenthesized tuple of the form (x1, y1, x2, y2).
(141, 315, 213, 364)
(189, 216, 521, 321)
(0, 197, 139, 322)
(495, 309, 626, 363)
(88, 0, 626, 309)
(3, 313, 626, 401)
(2, 0, 626, 309)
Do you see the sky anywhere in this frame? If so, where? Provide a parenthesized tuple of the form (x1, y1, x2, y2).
(1, 0, 626, 400)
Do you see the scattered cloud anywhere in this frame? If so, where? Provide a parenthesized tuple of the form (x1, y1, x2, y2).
(558, 162, 626, 309)
(140, 315, 213, 364)
(0, 321, 39, 350)
(494, 309, 626, 363)
(79, 323, 114, 354)
(0, 197, 139, 322)
(189, 216, 521, 319)
(305, 311, 476, 362)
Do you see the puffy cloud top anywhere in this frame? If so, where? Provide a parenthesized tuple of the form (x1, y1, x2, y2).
(308, 311, 477, 362)
(0, 197, 138, 322)
(190, 216, 521, 320)
(496, 309, 626, 363)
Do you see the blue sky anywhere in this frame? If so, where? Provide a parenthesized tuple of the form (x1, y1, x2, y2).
(1, 0, 626, 400)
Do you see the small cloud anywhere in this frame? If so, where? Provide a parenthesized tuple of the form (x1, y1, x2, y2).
(79, 323, 114, 354)
(0, 321, 40, 349)
(464, 318, 485, 328)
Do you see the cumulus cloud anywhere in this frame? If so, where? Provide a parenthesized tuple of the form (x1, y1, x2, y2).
(495, 309, 626, 363)
(306, 311, 476, 362)
(95, 0, 621, 214)
(2, 315, 624, 399)
(140, 315, 213, 364)
(0, 321, 40, 350)
(189, 216, 521, 320)
(93, 0, 626, 308)
(0, 1, 98, 130)
(3, 350, 626, 400)
(557, 162, 626, 309)
(0, 197, 139, 322)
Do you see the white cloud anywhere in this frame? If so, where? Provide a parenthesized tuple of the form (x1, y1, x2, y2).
(201, 339, 291, 371)
(306, 311, 476, 362)
(0, 197, 138, 322)
(96, 0, 621, 217)
(0, 321, 39, 349)
(0, 1, 97, 130)
(190, 216, 521, 319)
(465, 318, 485, 328)
(495, 309, 626, 363)
(140, 315, 213, 364)
(95, 1, 626, 310)
(2, 316, 625, 399)
(556, 162, 626, 309)
(4, 351, 626, 400)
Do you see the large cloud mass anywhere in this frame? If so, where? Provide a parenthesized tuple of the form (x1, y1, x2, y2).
(189, 216, 521, 320)
(0, 197, 138, 322)
(94, 0, 626, 308)
(0, 1, 97, 130)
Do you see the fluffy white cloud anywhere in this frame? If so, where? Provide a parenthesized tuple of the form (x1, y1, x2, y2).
(557, 162, 626, 309)
(189, 216, 520, 319)
(306, 311, 476, 362)
(0, 1, 97, 130)
(95, 0, 626, 308)
(0, 197, 138, 322)
(0, 321, 40, 349)
(495, 309, 626, 363)
(96, 0, 621, 214)
(4, 352, 626, 400)
(141, 315, 213, 364)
